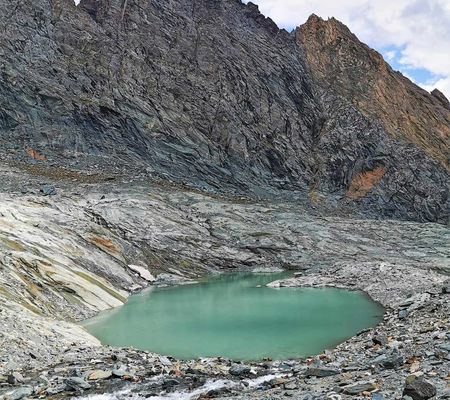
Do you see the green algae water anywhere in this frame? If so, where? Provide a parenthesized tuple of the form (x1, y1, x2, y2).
(82, 273, 384, 360)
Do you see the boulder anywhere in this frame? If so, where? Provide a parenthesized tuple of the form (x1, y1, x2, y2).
(159, 355, 173, 367)
(7, 372, 24, 385)
(229, 364, 251, 376)
(112, 369, 130, 378)
(442, 280, 450, 294)
(403, 376, 436, 400)
(372, 334, 388, 346)
(40, 185, 57, 196)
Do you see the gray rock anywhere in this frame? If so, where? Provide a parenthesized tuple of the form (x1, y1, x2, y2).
(251, 267, 284, 273)
(7, 372, 24, 385)
(112, 369, 129, 378)
(372, 334, 388, 346)
(45, 385, 65, 396)
(154, 274, 191, 287)
(128, 265, 155, 282)
(65, 377, 92, 391)
(229, 364, 251, 376)
(305, 367, 340, 378)
(442, 280, 450, 294)
(342, 381, 377, 395)
(162, 378, 180, 389)
(284, 382, 298, 390)
(40, 185, 57, 196)
(159, 356, 173, 367)
(372, 353, 404, 369)
(87, 370, 113, 380)
(7, 386, 33, 400)
(438, 343, 450, 352)
(403, 376, 437, 400)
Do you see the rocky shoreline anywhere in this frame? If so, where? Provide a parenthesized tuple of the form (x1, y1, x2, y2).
(1, 263, 449, 399)
(0, 176, 449, 400)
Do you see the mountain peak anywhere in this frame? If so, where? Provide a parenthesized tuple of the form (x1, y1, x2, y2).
(301, 13, 356, 42)
(432, 88, 450, 110)
(297, 15, 450, 169)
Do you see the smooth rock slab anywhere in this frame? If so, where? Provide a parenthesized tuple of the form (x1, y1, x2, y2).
(7, 386, 33, 400)
(305, 367, 340, 378)
(112, 369, 133, 378)
(87, 370, 113, 380)
(342, 381, 377, 395)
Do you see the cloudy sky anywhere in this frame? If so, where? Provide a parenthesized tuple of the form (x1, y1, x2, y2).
(245, 0, 450, 98)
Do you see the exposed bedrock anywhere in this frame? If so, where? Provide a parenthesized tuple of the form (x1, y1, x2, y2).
(0, 0, 448, 222)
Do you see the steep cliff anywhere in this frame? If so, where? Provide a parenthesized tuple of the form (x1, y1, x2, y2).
(0, 0, 448, 221)
(297, 14, 450, 169)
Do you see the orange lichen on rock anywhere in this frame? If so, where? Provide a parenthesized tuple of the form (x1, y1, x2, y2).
(309, 189, 320, 206)
(347, 167, 387, 199)
(88, 236, 119, 254)
(26, 148, 46, 161)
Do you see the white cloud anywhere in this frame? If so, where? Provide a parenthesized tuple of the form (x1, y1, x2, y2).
(422, 76, 450, 99)
(384, 50, 397, 62)
(246, 0, 450, 99)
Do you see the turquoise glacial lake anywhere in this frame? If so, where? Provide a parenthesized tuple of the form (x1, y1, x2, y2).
(82, 273, 384, 360)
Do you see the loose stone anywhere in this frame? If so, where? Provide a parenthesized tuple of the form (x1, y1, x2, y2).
(403, 375, 437, 400)
(342, 381, 377, 395)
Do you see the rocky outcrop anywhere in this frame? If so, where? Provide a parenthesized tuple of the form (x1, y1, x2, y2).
(432, 88, 450, 110)
(297, 14, 450, 170)
(0, 0, 448, 222)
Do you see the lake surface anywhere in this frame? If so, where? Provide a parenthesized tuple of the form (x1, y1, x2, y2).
(82, 273, 384, 360)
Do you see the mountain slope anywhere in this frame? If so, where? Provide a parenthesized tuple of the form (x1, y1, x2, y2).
(0, 0, 448, 221)
(297, 14, 450, 169)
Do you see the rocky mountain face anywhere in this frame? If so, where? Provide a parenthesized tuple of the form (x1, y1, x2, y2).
(297, 15, 450, 170)
(0, 2, 450, 399)
(0, 0, 448, 223)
